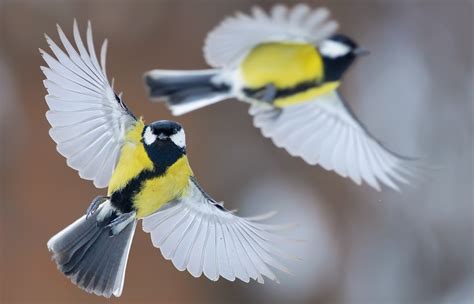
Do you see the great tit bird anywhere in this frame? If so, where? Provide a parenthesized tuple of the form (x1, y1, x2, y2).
(41, 22, 291, 298)
(145, 4, 414, 191)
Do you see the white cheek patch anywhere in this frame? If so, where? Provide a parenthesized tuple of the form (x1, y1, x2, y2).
(143, 126, 157, 145)
(170, 129, 186, 148)
(319, 40, 351, 58)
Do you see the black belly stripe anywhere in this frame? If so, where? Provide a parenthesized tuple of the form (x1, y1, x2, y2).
(110, 169, 159, 214)
(110, 143, 186, 214)
(243, 79, 321, 101)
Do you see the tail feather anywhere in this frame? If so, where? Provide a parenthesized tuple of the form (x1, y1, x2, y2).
(144, 69, 232, 115)
(47, 203, 136, 298)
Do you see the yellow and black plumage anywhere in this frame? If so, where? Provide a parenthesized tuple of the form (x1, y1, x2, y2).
(107, 120, 192, 218)
(239, 41, 343, 107)
(42, 22, 291, 298)
(145, 4, 415, 191)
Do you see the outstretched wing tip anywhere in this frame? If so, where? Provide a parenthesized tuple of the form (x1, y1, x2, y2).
(41, 22, 136, 187)
(204, 4, 338, 67)
(142, 180, 293, 284)
(250, 94, 418, 192)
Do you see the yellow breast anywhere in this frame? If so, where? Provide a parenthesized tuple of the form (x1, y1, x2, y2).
(107, 118, 194, 218)
(240, 42, 341, 108)
(240, 42, 323, 89)
(133, 156, 193, 218)
(108, 119, 153, 195)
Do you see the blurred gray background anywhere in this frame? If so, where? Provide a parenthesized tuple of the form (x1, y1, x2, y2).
(0, 0, 473, 303)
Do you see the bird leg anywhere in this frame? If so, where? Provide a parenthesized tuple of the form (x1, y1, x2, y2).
(86, 196, 109, 220)
(106, 211, 136, 236)
(253, 84, 277, 103)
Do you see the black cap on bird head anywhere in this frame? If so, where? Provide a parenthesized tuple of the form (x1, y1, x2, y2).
(318, 34, 369, 82)
(143, 120, 185, 148)
(142, 120, 186, 167)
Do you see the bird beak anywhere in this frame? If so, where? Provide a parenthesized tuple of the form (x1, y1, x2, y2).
(353, 48, 370, 56)
(158, 133, 168, 140)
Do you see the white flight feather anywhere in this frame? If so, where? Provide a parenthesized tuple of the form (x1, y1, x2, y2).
(204, 4, 339, 68)
(40, 21, 136, 188)
(142, 179, 293, 283)
(249, 92, 415, 191)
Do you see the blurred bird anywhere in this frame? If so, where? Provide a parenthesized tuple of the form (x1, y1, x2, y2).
(145, 4, 415, 191)
(41, 22, 292, 298)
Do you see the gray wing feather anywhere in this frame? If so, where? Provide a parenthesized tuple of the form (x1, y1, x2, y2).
(41, 21, 136, 188)
(47, 204, 136, 298)
(249, 92, 416, 191)
(204, 4, 338, 68)
(142, 179, 293, 284)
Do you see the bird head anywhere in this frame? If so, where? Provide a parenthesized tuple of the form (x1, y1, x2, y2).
(318, 34, 369, 81)
(142, 120, 186, 167)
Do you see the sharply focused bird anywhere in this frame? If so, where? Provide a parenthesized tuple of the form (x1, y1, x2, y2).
(41, 22, 291, 298)
(145, 4, 415, 191)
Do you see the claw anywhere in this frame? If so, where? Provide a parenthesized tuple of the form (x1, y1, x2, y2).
(86, 196, 108, 220)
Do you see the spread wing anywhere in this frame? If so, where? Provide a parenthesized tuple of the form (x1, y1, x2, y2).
(142, 178, 293, 283)
(204, 4, 338, 68)
(250, 92, 415, 191)
(40, 21, 136, 188)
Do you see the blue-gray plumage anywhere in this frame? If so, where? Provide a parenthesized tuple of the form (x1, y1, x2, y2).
(47, 203, 136, 297)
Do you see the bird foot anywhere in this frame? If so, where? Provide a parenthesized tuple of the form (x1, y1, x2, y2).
(86, 196, 109, 220)
(106, 211, 136, 236)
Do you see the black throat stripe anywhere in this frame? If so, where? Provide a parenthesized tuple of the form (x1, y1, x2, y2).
(110, 144, 185, 214)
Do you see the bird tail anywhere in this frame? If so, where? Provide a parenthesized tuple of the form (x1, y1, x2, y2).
(47, 202, 136, 298)
(144, 69, 233, 115)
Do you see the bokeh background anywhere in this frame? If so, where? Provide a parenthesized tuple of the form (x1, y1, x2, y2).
(0, 0, 473, 303)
